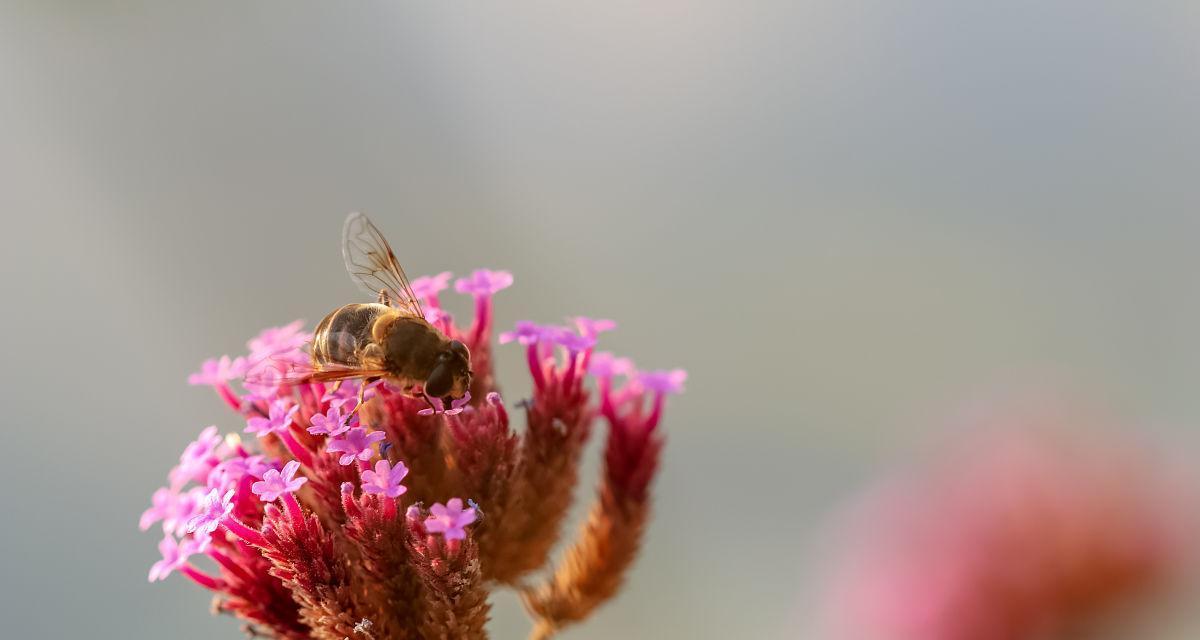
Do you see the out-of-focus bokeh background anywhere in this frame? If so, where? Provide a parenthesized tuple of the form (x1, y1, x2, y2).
(4, 2, 1200, 638)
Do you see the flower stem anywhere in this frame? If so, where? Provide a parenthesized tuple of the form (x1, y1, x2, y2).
(526, 345, 546, 390)
(279, 430, 314, 468)
(471, 296, 491, 346)
(282, 492, 304, 524)
(181, 564, 223, 591)
(215, 383, 242, 413)
(222, 518, 266, 548)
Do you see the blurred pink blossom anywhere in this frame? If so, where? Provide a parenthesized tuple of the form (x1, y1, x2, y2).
(824, 416, 1197, 640)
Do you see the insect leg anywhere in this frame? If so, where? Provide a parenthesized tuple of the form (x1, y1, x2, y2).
(378, 288, 392, 306)
(343, 377, 379, 425)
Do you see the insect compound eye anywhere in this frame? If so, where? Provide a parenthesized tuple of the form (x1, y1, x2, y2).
(449, 340, 470, 360)
(425, 362, 453, 398)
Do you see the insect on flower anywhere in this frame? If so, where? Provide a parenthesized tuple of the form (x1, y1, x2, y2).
(154, 221, 687, 639)
(247, 213, 473, 416)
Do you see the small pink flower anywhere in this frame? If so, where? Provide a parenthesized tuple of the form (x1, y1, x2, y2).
(424, 498, 477, 541)
(188, 355, 248, 386)
(180, 426, 223, 464)
(168, 426, 225, 489)
(633, 369, 687, 395)
(242, 349, 310, 402)
(246, 399, 299, 437)
(571, 316, 616, 339)
(186, 489, 235, 538)
(500, 321, 592, 352)
(320, 380, 380, 411)
(326, 427, 386, 465)
(411, 271, 453, 301)
(139, 488, 177, 532)
(320, 382, 357, 409)
(308, 405, 351, 437)
(588, 352, 635, 379)
(454, 269, 513, 297)
(206, 455, 272, 493)
(148, 534, 208, 582)
(360, 460, 410, 498)
(251, 460, 308, 502)
(246, 320, 309, 362)
(423, 306, 453, 325)
(499, 320, 547, 345)
(140, 487, 204, 537)
(549, 327, 595, 354)
(417, 392, 472, 416)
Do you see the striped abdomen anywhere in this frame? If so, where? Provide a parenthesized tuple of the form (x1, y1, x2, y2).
(311, 303, 391, 369)
(312, 303, 449, 386)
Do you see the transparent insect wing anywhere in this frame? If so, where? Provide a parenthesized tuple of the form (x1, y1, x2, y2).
(341, 212, 425, 318)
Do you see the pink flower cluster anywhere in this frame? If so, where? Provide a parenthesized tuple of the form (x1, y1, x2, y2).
(140, 269, 685, 639)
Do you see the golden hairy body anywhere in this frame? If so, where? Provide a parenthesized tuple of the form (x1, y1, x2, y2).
(311, 303, 454, 394)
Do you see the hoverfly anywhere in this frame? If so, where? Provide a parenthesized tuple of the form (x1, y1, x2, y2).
(249, 213, 472, 414)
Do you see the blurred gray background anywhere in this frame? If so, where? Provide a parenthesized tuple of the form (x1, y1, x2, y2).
(3, 1, 1200, 638)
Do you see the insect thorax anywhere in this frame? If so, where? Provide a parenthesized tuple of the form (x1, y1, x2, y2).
(379, 315, 447, 380)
